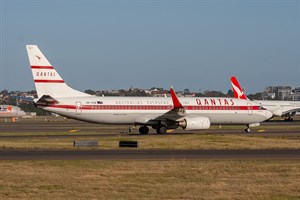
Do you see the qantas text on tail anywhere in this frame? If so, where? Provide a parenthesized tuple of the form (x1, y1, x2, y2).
(26, 45, 272, 134)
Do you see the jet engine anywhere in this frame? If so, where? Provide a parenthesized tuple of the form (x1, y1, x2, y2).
(178, 116, 210, 130)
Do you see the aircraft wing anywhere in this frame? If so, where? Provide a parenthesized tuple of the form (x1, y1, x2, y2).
(280, 108, 300, 116)
(155, 87, 186, 119)
(135, 87, 186, 124)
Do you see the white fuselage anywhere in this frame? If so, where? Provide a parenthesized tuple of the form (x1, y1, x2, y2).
(254, 100, 300, 117)
(37, 96, 272, 125)
(26, 45, 273, 131)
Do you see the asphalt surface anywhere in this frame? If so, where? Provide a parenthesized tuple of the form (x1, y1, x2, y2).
(0, 149, 299, 160)
(0, 117, 300, 138)
(0, 117, 299, 160)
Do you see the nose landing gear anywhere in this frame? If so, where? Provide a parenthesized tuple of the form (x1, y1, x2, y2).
(245, 127, 251, 133)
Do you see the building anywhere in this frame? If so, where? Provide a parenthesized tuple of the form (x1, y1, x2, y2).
(291, 87, 300, 101)
(262, 86, 299, 100)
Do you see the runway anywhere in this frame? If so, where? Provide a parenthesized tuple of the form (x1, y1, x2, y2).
(0, 131, 299, 140)
(0, 149, 299, 160)
(0, 117, 299, 160)
(0, 117, 300, 139)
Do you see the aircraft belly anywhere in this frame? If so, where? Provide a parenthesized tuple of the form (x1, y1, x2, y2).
(77, 113, 138, 124)
(187, 111, 265, 125)
(47, 108, 267, 125)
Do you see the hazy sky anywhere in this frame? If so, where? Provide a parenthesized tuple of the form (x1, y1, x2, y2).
(0, 0, 299, 94)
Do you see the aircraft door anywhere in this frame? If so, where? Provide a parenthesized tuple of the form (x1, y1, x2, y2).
(75, 102, 82, 115)
(247, 103, 253, 115)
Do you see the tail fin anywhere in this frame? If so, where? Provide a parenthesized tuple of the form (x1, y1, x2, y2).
(26, 45, 91, 98)
(230, 76, 248, 100)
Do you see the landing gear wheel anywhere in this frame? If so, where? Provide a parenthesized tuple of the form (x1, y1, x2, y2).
(284, 117, 293, 121)
(245, 128, 251, 133)
(156, 126, 167, 134)
(139, 126, 149, 134)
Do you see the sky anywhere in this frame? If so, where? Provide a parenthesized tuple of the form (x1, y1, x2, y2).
(0, 0, 299, 94)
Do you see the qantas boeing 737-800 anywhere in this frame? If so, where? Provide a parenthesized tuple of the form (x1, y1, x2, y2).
(231, 76, 300, 121)
(26, 45, 272, 133)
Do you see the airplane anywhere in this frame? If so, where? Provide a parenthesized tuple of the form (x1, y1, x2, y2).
(0, 105, 26, 121)
(231, 76, 300, 121)
(26, 45, 272, 134)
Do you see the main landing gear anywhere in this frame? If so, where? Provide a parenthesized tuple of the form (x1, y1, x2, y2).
(138, 125, 168, 134)
(284, 117, 294, 121)
(139, 126, 149, 134)
(156, 126, 167, 134)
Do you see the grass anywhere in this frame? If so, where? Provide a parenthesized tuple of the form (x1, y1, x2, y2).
(0, 117, 300, 150)
(0, 160, 299, 200)
(0, 133, 299, 150)
(0, 117, 299, 199)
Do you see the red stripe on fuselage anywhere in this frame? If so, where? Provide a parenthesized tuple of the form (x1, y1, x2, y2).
(31, 66, 54, 69)
(44, 104, 260, 111)
(34, 80, 65, 83)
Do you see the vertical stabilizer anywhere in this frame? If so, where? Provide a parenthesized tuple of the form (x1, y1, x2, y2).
(26, 45, 91, 98)
(230, 76, 248, 100)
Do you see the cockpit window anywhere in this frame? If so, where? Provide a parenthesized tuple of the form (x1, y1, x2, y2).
(259, 106, 266, 110)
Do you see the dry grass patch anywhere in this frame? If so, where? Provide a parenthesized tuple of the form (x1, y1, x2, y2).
(0, 134, 299, 150)
(0, 160, 299, 200)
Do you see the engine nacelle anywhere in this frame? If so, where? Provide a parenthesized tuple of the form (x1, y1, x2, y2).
(178, 116, 210, 130)
(248, 123, 260, 128)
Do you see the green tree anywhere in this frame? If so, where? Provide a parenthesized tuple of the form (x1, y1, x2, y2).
(84, 89, 96, 95)
(227, 89, 234, 97)
(0, 90, 8, 95)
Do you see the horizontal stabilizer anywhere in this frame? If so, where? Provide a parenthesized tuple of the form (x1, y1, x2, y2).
(35, 95, 59, 106)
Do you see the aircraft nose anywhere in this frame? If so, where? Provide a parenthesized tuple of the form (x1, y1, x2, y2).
(20, 111, 26, 116)
(265, 110, 273, 120)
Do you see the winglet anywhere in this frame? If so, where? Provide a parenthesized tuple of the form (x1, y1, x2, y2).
(230, 76, 248, 100)
(170, 87, 184, 109)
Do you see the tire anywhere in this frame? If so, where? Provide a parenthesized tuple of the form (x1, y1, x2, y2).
(139, 126, 149, 134)
(157, 126, 167, 134)
(245, 128, 251, 133)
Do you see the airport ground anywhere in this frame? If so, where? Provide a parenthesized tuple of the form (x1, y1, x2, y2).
(0, 116, 299, 150)
(0, 116, 299, 199)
